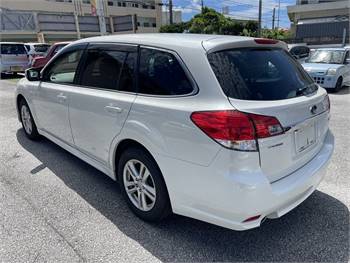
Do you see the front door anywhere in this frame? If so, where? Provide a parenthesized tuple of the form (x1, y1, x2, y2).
(32, 48, 84, 145)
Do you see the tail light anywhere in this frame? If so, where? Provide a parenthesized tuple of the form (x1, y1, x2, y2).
(323, 94, 330, 112)
(190, 110, 284, 151)
(254, 38, 279, 44)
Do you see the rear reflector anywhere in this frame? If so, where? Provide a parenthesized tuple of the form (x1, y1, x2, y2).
(190, 110, 283, 151)
(254, 38, 279, 44)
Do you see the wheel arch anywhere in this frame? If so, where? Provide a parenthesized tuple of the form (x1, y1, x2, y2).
(112, 138, 172, 210)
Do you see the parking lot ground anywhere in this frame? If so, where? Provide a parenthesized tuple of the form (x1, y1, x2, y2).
(0, 77, 349, 263)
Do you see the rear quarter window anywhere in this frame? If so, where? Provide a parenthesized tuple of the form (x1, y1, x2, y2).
(208, 48, 316, 101)
(138, 48, 194, 96)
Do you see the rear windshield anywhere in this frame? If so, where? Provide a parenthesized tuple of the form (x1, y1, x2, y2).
(208, 48, 317, 101)
(0, 44, 27, 55)
(34, 44, 50, 53)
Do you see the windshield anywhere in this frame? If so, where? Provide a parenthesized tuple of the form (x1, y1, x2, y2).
(34, 44, 50, 53)
(208, 48, 317, 101)
(307, 50, 345, 64)
(0, 44, 27, 55)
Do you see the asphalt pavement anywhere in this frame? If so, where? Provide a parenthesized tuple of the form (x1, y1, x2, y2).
(0, 76, 349, 262)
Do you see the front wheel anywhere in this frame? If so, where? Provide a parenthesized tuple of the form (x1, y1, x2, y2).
(334, 77, 343, 92)
(19, 99, 40, 140)
(118, 147, 172, 222)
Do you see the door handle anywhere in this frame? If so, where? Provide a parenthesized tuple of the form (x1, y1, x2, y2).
(104, 105, 123, 114)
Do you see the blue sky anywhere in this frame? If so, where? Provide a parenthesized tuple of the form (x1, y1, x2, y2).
(170, 0, 295, 29)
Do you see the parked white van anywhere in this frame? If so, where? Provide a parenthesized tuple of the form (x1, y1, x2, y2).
(0, 42, 29, 75)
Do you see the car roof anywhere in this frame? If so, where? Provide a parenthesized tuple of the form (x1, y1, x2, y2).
(0, 42, 25, 45)
(25, 43, 50, 45)
(75, 33, 287, 53)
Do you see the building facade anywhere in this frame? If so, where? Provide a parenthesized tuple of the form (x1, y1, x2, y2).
(161, 10, 182, 25)
(0, 0, 162, 42)
(287, 0, 350, 45)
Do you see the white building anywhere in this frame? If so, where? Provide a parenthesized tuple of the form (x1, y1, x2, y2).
(161, 10, 182, 25)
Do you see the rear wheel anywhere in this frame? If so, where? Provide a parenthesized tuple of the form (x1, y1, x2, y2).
(19, 99, 40, 140)
(118, 147, 171, 222)
(334, 77, 342, 92)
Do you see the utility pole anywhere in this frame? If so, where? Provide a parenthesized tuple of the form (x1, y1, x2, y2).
(201, 0, 204, 13)
(258, 0, 262, 37)
(169, 0, 173, 25)
(272, 7, 276, 30)
(96, 0, 106, 35)
(277, 0, 281, 29)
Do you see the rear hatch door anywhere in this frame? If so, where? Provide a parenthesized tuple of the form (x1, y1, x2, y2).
(207, 43, 330, 182)
(0, 44, 29, 68)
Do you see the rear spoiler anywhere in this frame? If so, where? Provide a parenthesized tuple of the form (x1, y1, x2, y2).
(202, 37, 288, 54)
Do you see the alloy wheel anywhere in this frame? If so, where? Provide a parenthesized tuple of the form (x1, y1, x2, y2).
(123, 159, 156, 211)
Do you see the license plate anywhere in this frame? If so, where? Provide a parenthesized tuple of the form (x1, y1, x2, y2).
(295, 123, 316, 153)
(10, 66, 23, 72)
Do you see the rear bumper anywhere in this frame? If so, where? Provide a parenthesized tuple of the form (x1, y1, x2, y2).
(158, 130, 334, 231)
(0, 63, 28, 73)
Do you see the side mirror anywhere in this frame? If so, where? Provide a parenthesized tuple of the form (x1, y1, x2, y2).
(345, 58, 350, 65)
(25, 68, 41, 81)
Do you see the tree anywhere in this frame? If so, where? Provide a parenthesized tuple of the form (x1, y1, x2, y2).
(159, 7, 259, 37)
(159, 22, 190, 33)
(188, 7, 227, 34)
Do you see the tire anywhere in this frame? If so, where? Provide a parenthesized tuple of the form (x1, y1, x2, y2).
(118, 147, 172, 222)
(19, 99, 40, 140)
(334, 77, 343, 92)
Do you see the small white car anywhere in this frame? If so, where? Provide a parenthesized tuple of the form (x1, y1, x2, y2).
(302, 48, 350, 91)
(0, 42, 29, 75)
(24, 43, 51, 66)
(15, 34, 334, 231)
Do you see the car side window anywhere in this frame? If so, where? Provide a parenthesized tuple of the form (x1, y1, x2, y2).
(80, 49, 135, 91)
(138, 48, 193, 96)
(43, 50, 83, 84)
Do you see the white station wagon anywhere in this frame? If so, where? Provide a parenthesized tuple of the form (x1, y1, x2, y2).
(16, 34, 334, 231)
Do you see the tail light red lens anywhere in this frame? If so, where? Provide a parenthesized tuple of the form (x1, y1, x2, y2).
(190, 110, 284, 151)
(254, 38, 279, 44)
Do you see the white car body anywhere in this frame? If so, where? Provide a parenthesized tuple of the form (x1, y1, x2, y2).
(0, 42, 29, 74)
(15, 34, 334, 231)
(302, 48, 350, 89)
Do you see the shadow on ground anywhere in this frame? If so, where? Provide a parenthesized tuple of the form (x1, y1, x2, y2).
(327, 85, 350, 95)
(17, 129, 349, 262)
(0, 73, 24, 80)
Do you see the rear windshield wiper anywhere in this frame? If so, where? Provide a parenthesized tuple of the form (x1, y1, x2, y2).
(296, 84, 317, 96)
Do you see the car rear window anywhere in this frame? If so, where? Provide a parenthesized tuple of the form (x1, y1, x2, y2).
(208, 48, 317, 101)
(34, 44, 50, 53)
(0, 44, 27, 55)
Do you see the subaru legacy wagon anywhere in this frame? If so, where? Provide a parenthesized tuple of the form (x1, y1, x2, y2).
(16, 34, 334, 231)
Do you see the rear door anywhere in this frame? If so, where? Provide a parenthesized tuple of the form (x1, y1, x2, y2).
(68, 43, 137, 165)
(208, 47, 330, 182)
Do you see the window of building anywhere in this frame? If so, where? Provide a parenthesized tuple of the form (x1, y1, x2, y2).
(138, 48, 193, 96)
